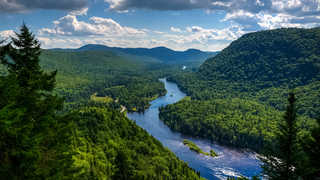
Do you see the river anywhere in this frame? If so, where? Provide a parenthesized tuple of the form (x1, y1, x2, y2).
(127, 78, 262, 179)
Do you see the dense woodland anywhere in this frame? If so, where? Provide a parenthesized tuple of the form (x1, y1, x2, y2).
(161, 28, 320, 149)
(1, 24, 319, 179)
(0, 25, 203, 179)
(200, 28, 320, 88)
(1, 47, 169, 112)
(40, 50, 169, 112)
(160, 28, 320, 178)
(71, 106, 203, 179)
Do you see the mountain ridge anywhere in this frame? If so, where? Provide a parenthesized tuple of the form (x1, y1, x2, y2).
(51, 44, 215, 53)
(50, 44, 219, 65)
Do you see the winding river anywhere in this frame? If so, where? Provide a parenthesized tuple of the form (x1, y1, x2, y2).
(127, 78, 262, 179)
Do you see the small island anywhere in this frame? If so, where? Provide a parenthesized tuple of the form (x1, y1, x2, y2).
(183, 139, 218, 157)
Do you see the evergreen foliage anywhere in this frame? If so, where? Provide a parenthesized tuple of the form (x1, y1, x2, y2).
(38, 50, 167, 112)
(71, 106, 203, 179)
(1, 24, 319, 180)
(301, 117, 320, 178)
(0, 24, 203, 180)
(160, 28, 320, 154)
(0, 24, 75, 179)
(160, 98, 285, 152)
(260, 93, 300, 179)
(199, 28, 320, 88)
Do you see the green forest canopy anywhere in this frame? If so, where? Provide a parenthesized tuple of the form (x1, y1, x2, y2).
(161, 27, 320, 153)
(0, 25, 203, 179)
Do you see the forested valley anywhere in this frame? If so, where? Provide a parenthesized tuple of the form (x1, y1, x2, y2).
(160, 28, 320, 179)
(0, 25, 203, 179)
(1, 24, 319, 180)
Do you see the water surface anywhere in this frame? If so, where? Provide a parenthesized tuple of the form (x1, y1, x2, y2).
(127, 78, 262, 179)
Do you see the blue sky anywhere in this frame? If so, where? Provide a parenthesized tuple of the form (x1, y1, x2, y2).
(1, 0, 320, 51)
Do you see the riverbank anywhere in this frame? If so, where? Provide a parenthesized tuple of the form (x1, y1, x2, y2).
(127, 78, 262, 179)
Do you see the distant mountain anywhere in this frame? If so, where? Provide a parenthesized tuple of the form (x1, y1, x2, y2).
(51, 44, 218, 65)
(199, 27, 320, 88)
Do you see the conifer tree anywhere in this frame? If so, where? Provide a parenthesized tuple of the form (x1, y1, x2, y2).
(0, 24, 74, 179)
(260, 92, 299, 180)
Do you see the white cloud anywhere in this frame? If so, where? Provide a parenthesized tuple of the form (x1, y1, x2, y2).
(186, 26, 203, 33)
(89, 16, 145, 35)
(38, 37, 84, 48)
(223, 10, 256, 22)
(256, 12, 320, 29)
(37, 13, 243, 51)
(39, 15, 145, 37)
(153, 30, 165, 34)
(185, 25, 246, 41)
(223, 9, 320, 30)
(105, 0, 123, 10)
(210, 1, 232, 8)
(271, 0, 302, 12)
(69, 7, 88, 16)
(0, 30, 16, 40)
(170, 27, 182, 33)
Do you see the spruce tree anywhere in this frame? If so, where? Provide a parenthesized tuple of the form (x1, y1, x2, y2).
(260, 92, 299, 180)
(0, 24, 74, 179)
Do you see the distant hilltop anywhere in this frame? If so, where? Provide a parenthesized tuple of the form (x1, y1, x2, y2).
(199, 27, 320, 88)
(51, 44, 219, 65)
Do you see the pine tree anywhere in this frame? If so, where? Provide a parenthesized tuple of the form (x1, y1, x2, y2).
(0, 24, 75, 179)
(260, 92, 300, 180)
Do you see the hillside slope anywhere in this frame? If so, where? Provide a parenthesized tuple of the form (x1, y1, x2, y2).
(161, 27, 320, 153)
(40, 50, 156, 87)
(72, 105, 203, 179)
(199, 28, 320, 88)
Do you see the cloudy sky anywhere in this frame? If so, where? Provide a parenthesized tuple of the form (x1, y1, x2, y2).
(1, 0, 320, 51)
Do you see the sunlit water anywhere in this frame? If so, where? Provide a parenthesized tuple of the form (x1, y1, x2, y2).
(127, 78, 262, 179)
